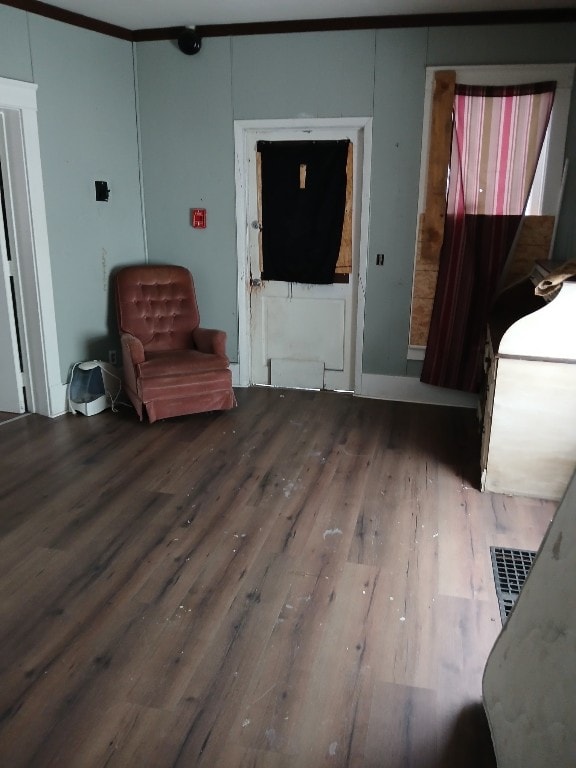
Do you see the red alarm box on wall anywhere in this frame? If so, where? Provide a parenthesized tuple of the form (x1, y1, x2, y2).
(191, 208, 207, 229)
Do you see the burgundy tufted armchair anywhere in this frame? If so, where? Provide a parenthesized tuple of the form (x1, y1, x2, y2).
(115, 265, 236, 423)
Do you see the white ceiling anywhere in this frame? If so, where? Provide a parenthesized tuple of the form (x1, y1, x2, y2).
(41, 0, 576, 31)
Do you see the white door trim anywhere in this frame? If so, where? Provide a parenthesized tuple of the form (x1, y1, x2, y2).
(0, 112, 26, 412)
(234, 117, 372, 391)
(0, 77, 61, 417)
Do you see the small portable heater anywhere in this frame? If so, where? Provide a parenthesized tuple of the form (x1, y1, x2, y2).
(68, 361, 120, 416)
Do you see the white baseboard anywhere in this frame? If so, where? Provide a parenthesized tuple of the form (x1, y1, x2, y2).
(230, 369, 477, 408)
(230, 363, 240, 387)
(41, 367, 474, 416)
(407, 345, 426, 361)
(49, 382, 68, 417)
(359, 373, 478, 409)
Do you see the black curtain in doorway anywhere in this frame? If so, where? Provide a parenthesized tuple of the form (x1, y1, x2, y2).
(258, 140, 349, 284)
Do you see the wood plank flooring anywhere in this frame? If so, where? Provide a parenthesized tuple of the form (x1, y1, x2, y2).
(0, 411, 24, 425)
(0, 388, 556, 767)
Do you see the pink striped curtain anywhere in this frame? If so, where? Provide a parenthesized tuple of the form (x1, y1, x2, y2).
(421, 82, 555, 392)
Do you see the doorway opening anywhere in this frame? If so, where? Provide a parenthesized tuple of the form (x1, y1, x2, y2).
(234, 117, 372, 393)
(0, 78, 60, 417)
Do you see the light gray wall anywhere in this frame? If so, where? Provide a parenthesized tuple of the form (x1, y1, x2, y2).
(137, 30, 377, 363)
(0, 12, 574, 382)
(0, 8, 145, 382)
(0, 5, 33, 81)
(231, 31, 376, 120)
(137, 22, 576, 375)
(28, 16, 145, 376)
(136, 37, 238, 355)
(366, 28, 427, 375)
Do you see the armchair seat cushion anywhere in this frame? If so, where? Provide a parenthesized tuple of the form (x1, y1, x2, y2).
(139, 367, 233, 401)
(140, 349, 229, 377)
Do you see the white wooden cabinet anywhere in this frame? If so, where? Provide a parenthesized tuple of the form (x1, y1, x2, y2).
(481, 275, 576, 500)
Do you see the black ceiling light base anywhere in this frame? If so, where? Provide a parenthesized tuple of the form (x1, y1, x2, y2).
(177, 28, 202, 55)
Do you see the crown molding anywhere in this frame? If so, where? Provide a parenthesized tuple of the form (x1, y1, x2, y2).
(1, 1, 575, 43)
(1, 0, 133, 39)
(133, 8, 576, 41)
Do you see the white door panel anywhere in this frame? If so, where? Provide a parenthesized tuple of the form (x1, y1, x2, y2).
(271, 359, 325, 389)
(264, 294, 345, 369)
(252, 289, 348, 388)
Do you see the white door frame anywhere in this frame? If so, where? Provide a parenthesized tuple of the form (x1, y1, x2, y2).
(0, 77, 61, 417)
(234, 117, 372, 391)
(0, 111, 26, 413)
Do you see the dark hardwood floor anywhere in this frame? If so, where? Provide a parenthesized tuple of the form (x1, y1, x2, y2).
(0, 411, 24, 425)
(0, 388, 555, 767)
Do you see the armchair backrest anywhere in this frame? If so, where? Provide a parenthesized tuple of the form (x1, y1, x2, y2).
(116, 265, 200, 351)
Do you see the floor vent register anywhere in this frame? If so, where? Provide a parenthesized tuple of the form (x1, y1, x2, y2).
(490, 546, 537, 624)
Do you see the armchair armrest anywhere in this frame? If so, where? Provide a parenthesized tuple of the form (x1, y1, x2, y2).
(192, 327, 228, 360)
(120, 332, 145, 395)
(121, 332, 145, 364)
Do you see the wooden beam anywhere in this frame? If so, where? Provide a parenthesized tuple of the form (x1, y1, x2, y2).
(420, 70, 456, 268)
(335, 142, 353, 275)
